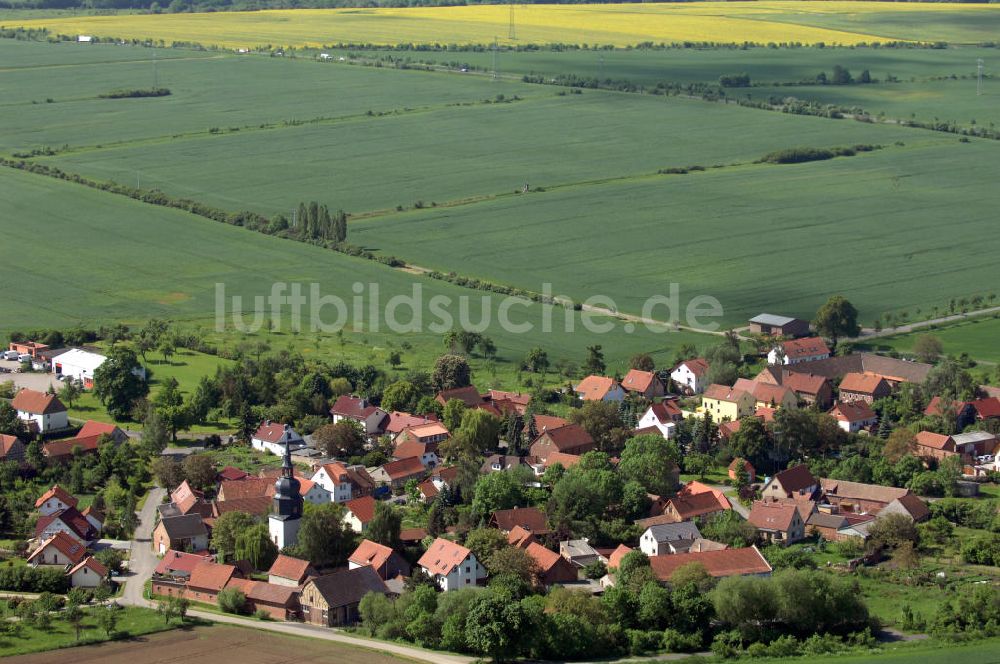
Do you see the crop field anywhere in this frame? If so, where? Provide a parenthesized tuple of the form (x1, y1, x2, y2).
(9, 2, 1000, 50)
(44, 81, 919, 217)
(350, 138, 1000, 326)
(0, 165, 712, 385)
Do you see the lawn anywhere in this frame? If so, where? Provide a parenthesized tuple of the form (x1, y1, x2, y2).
(866, 313, 1000, 365)
(351, 138, 1000, 326)
(0, 606, 175, 657)
(747, 637, 1000, 664)
(10, 2, 1000, 48)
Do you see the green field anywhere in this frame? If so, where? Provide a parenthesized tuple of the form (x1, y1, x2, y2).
(351, 138, 1000, 325)
(748, 638, 1000, 664)
(868, 314, 1000, 365)
(0, 607, 173, 657)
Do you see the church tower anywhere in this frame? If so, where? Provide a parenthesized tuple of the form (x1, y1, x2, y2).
(268, 435, 303, 550)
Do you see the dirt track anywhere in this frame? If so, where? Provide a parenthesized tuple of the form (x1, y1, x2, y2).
(5, 625, 418, 664)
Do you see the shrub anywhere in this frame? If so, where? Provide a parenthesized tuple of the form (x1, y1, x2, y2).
(626, 628, 661, 655)
(662, 628, 703, 652)
(217, 588, 247, 614)
(99, 87, 171, 99)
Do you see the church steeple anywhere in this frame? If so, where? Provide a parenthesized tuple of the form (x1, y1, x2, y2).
(272, 430, 303, 519)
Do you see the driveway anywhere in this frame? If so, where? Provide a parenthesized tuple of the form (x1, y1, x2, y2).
(122, 485, 165, 608)
(0, 360, 60, 392)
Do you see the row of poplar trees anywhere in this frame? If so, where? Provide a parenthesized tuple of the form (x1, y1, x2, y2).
(296, 201, 347, 242)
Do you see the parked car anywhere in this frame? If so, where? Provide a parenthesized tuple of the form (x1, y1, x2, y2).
(17, 354, 31, 363)
(2, 350, 19, 360)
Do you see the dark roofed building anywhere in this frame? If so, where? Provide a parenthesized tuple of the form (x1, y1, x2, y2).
(490, 506, 549, 535)
(300, 566, 391, 626)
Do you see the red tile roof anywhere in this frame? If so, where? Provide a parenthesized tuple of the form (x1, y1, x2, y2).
(212, 496, 272, 517)
(400, 527, 427, 543)
(679, 481, 732, 509)
(621, 370, 657, 394)
(532, 414, 570, 431)
(507, 525, 536, 548)
(915, 431, 953, 451)
(418, 538, 473, 576)
(971, 397, 1000, 419)
(0, 434, 20, 458)
(748, 501, 799, 532)
(34, 507, 92, 541)
(491, 506, 548, 533)
(781, 372, 828, 396)
(608, 544, 633, 570)
(575, 376, 618, 401)
(42, 435, 101, 459)
(418, 480, 439, 499)
(828, 401, 876, 423)
(677, 358, 709, 377)
(35, 485, 78, 509)
(648, 546, 771, 580)
(380, 457, 425, 481)
(704, 384, 749, 403)
(345, 495, 377, 523)
(68, 556, 107, 578)
(839, 372, 888, 395)
(394, 439, 438, 461)
(219, 477, 274, 500)
(253, 421, 298, 444)
(217, 466, 249, 482)
(667, 491, 728, 521)
(11, 389, 65, 415)
(76, 420, 122, 439)
(349, 539, 395, 570)
(27, 531, 86, 565)
(524, 542, 566, 574)
(268, 554, 311, 583)
(188, 560, 236, 592)
(435, 386, 486, 408)
(385, 411, 437, 435)
(781, 337, 830, 360)
(535, 424, 594, 452)
(545, 452, 582, 468)
(648, 401, 683, 423)
(330, 395, 385, 420)
(154, 550, 212, 577)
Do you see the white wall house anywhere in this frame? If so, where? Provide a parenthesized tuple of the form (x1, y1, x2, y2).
(301, 481, 332, 505)
(670, 358, 709, 394)
(636, 406, 677, 440)
(35, 487, 76, 517)
(68, 558, 106, 588)
(311, 463, 358, 503)
(417, 538, 486, 592)
(638, 522, 701, 557)
(12, 389, 68, 433)
(251, 422, 306, 456)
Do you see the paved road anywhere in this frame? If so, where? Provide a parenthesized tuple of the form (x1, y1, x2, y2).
(859, 306, 1000, 339)
(122, 485, 164, 608)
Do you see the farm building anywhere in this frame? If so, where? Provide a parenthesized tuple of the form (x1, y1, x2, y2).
(748, 314, 810, 338)
(51, 348, 107, 388)
(300, 566, 391, 626)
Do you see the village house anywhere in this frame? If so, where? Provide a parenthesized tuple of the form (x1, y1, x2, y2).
(480, 454, 538, 474)
(559, 539, 605, 568)
(35, 506, 94, 545)
(370, 456, 426, 490)
(384, 411, 437, 438)
(779, 371, 833, 409)
(671, 358, 710, 395)
(81, 506, 104, 533)
(524, 542, 579, 586)
(76, 420, 129, 444)
(620, 369, 665, 399)
(152, 550, 213, 597)
(300, 566, 391, 626)
(152, 514, 209, 554)
(762, 464, 818, 501)
(184, 560, 238, 605)
(418, 538, 487, 591)
(251, 421, 306, 456)
(529, 423, 596, 461)
(748, 314, 810, 338)
(838, 372, 892, 404)
(733, 378, 798, 411)
(769, 337, 831, 366)
(660, 489, 728, 523)
(330, 395, 389, 438)
(67, 556, 108, 588)
(490, 506, 550, 535)
(819, 478, 929, 521)
(342, 495, 377, 534)
(748, 501, 805, 546)
(268, 554, 314, 587)
(639, 522, 702, 556)
(828, 401, 878, 433)
(35, 485, 77, 517)
(574, 375, 626, 402)
(702, 384, 754, 421)
(970, 397, 1000, 422)
(486, 390, 531, 415)
(27, 531, 86, 568)
(12, 389, 68, 433)
(923, 397, 976, 429)
(348, 539, 412, 580)
(224, 577, 301, 620)
(635, 401, 682, 439)
(915, 431, 958, 462)
(311, 462, 375, 503)
(0, 434, 25, 464)
(393, 422, 448, 467)
(646, 546, 773, 582)
(783, 353, 931, 387)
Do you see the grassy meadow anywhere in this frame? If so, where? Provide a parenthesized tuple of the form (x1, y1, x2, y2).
(866, 314, 1000, 365)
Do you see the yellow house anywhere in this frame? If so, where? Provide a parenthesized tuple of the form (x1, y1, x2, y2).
(734, 379, 799, 411)
(702, 384, 755, 422)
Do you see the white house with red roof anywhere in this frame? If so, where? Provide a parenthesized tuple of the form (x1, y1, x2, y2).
(68, 557, 107, 588)
(12, 389, 68, 433)
(769, 338, 831, 366)
(574, 376, 625, 402)
(417, 538, 486, 591)
(27, 531, 86, 567)
(311, 462, 375, 503)
(671, 358, 710, 394)
(635, 402, 679, 440)
(828, 401, 878, 433)
(251, 421, 306, 456)
(342, 495, 377, 533)
(35, 506, 95, 545)
(75, 420, 129, 444)
(330, 395, 389, 437)
(35, 485, 78, 517)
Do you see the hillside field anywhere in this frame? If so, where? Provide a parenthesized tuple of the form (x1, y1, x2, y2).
(8, 2, 1000, 49)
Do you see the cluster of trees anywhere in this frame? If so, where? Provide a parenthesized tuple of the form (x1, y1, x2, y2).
(268, 202, 347, 242)
(815, 65, 873, 86)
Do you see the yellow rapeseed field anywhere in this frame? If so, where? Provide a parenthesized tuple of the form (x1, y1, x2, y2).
(6, 2, 1000, 49)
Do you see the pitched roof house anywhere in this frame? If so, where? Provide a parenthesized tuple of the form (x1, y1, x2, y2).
(838, 373, 892, 404)
(251, 421, 306, 456)
(828, 401, 878, 433)
(671, 358, 710, 395)
(300, 566, 391, 626)
(268, 554, 315, 587)
(417, 538, 486, 591)
(311, 462, 375, 503)
(747, 501, 805, 546)
(35, 507, 94, 545)
(620, 369, 665, 399)
(783, 353, 931, 386)
(154, 550, 213, 581)
(185, 560, 238, 605)
(733, 378, 798, 411)
(35, 485, 78, 516)
(152, 514, 209, 555)
(524, 542, 578, 586)
(662, 490, 729, 523)
(819, 478, 928, 521)
(529, 424, 596, 461)
(343, 495, 377, 533)
(370, 457, 426, 489)
(348, 539, 411, 580)
(646, 546, 772, 581)
(635, 402, 682, 439)
(748, 314, 810, 338)
(330, 395, 389, 437)
(490, 506, 549, 534)
(702, 384, 754, 421)
(762, 464, 818, 501)
(0, 434, 25, 463)
(12, 389, 68, 433)
(639, 522, 702, 556)
(768, 337, 831, 366)
(574, 376, 626, 402)
(27, 531, 87, 567)
(76, 420, 129, 444)
(915, 431, 957, 462)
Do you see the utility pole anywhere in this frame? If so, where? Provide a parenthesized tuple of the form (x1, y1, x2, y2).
(978, 58, 984, 96)
(492, 37, 498, 81)
(508, 2, 515, 41)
